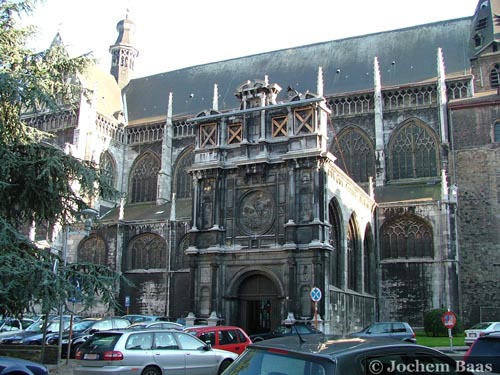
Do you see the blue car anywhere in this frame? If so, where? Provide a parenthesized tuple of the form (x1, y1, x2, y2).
(0, 356, 48, 375)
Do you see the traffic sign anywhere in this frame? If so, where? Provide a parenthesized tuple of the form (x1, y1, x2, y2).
(442, 311, 456, 329)
(310, 287, 322, 302)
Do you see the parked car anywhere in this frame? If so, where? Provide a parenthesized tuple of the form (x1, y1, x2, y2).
(0, 319, 68, 344)
(19, 320, 73, 345)
(185, 325, 252, 354)
(464, 331, 500, 373)
(0, 317, 34, 338)
(222, 335, 473, 375)
(121, 314, 164, 324)
(348, 321, 417, 342)
(249, 322, 323, 342)
(0, 356, 48, 375)
(464, 321, 500, 346)
(46, 317, 131, 358)
(73, 329, 238, 375)
(127, 321, 184, 330)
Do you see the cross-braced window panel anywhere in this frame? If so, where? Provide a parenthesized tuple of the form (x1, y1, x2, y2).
(78, 235, 107, 265)
(389, 121, 439, 180)
(130, 153, 160, 203)
(228, 123, 242, 144)
(294, 108, 314, 134)
(200, 123, 217, 148)
(331, 128, 375, 183)
(272, 116, 287, 137)
(381, 216, 433, 259)
(99, 152, 116, 190)
(128, 233, 166, 270)
(174, 147, 194, 199)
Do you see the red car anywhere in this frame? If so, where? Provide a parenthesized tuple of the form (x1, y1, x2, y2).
(185, 325, 252, 355)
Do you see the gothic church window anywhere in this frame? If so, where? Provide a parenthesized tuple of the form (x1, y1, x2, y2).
(99, 152, 116, 190)
(328, 198, 342, 288)
(127, 233, 166, 270)
(330, 127, 375, 183)
(78, 235, 107, 265)
(388, 119, 439, 180)
(174, 147, 194, 199)
(381, 215, 433, 259)
(491, 64, 500, 88)
(347, 215, 360, 292)
(364, 225, 375, 295)
(494, 122, 500, 142)
(129, 152, 160, 203)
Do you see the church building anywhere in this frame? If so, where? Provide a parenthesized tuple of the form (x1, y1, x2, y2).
(28, 0, 500, 334)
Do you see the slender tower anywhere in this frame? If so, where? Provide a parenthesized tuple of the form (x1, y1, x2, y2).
(109, 12, 139, 89)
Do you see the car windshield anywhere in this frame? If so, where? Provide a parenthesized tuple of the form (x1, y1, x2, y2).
(223, 348, 328, 375)
(71, 320, 97, 332)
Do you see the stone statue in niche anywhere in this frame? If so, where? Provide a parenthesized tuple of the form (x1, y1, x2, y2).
(239, 190, 275, 235)
(299, 187, 313, 223)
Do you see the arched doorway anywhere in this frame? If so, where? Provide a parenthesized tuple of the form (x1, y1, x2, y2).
(238, 274, 280, 335)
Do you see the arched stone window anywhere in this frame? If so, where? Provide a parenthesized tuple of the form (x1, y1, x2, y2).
(127, 233, 166, 270)
(78, 235, 107, 265)
(388, 119, 439, 180)
(491, 63, 500, 88)
(347, 215, 360, 292)
(173, 234, 190, 270)
(381, 215, 433, 259)
(363, 224, 376, 295)
(328, 198, 342, 288)
(129, 152, 160, 203)
(174, 147, 194, 199)
(330, 126, 375, 183)
(99, 152, 116, 190)
(494, 122, 500, 142)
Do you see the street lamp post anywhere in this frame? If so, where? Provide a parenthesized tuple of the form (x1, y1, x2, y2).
(56, 208, 99, 363)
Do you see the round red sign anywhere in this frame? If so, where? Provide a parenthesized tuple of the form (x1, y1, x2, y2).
(442, 311, 456, 329)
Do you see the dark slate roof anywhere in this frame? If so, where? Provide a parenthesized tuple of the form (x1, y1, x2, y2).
(124, 17, 473, 123)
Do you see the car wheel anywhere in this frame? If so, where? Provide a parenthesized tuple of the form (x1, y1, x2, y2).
(141, 366, 161, 375)
(218, 359, 233, 375)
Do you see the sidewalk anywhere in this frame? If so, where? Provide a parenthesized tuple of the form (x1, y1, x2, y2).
(46, 359, 76, 375)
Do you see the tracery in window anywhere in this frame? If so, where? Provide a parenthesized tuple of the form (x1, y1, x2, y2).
(330, 126, 375, 183)
(491, 63, 500, 88)
(329, 198, 342, 288)
(173, 147, 194, 199)
(388, 119, 439, 180)
(381, 215, 433, 259)
(129, 152, 160, 203)
(78, 235, 107, 265)
(127, 233, 166, 270)
(99, 152, 116, 190)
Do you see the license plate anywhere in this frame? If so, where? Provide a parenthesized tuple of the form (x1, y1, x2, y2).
(84, 353, 99, 360)
(470, 333, 476, 337)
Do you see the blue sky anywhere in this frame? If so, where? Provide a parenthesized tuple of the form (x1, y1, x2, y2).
(26, 0, 478, 78)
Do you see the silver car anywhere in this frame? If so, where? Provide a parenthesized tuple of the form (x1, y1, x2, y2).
(73, 329, 238, 375)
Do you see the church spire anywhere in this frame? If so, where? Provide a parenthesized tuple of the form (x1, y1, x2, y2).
(109, 11, 139, 89)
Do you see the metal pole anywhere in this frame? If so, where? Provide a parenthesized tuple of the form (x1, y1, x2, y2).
(57, 225, 69, 362)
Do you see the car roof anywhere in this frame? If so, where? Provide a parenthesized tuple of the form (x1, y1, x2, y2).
(248, 335, 439, 358)
(185, 325, 243, 331)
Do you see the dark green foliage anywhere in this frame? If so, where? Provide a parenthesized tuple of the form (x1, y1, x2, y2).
(0, 0, 125, 318)
(424, 308, 463, 336)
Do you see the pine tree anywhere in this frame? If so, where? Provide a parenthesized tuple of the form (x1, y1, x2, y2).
(0, 0, 124, 318)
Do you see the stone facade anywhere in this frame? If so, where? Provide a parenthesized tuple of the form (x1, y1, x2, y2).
(27, 1, 500, 333)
